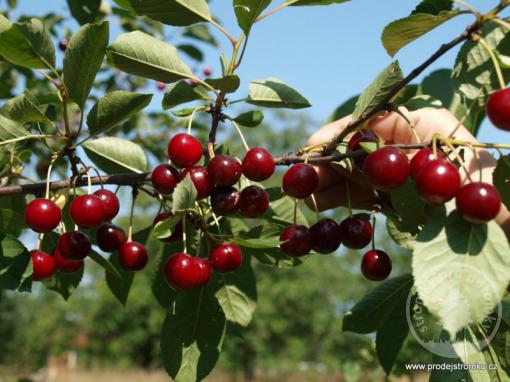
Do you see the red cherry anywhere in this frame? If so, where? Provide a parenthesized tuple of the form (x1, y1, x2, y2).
(70, 195, 104, 228)
(58, 39, 68, 51)
(239, 185, 269, 218)
(157, 82, 166, 90)
(93, 189, 120, 221)
(210, 186, 240, 216)
(30, 250, 56, 281)
(167, 133, 203, 168)
(53, 248, 83, 273)
(455, 182, 501, 223)
(164, 253, 202, 290)
(25, 198, 62, 233)
(487, 88, 510, 131)
(310, 218, 341, 254)
(282, 163, 319, 199)
(209, 243, 242, 273)
(207, 155, 242, 186)
(242, 148, 275, 182)
(203, 67, 213, 76)
(153, 211, 183, 243)
(361, 250, 392, 281)
(180, 166, 214, 200)
(119, 242, 148, 271)
(195, 257, 212, 286)
(58, 231, 91, 261)
(410, 148, 445, 180)
(347, 130, 379, 168)
(364, 146, 410, 191)
(415, 159, 461, 205)
(280, 225, 312, 257)
(96, 223, 126, 252)
(339, 216, 372, 249)
(151, 164, 179, 194)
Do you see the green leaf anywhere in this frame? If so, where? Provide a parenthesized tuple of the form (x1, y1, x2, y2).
(270, 194, 311, 226)
(291, 0, 350, 5)
(233, 0, 271, 35)
(63, 22, 109, 108)
(412, 0, 453, 15)
(172, 174, 197, 213)
(0, 92, 50, 124)
(153, 213, 183, 239)
(162, 80, 210, 110)
(82, 137, 147, 174)
(172, 108, 197, 117)
(205, 75, 240, 93)
(112, 0, 136, 13)
(107, 31, 194, 83)
(359, 141, 378, 153)
(343, 274, 413, 334)
(151, 244, 179, 308)
(413, 203, 510, 337)
(326, 95, 358, 123)
(230, 236, 280, 249)
(390, 179, 426, 235)
(183, 24, 218, 46)
(352, 61, 403, 120)
(386, 217, 417, 250)
(0, 234, 30, 290)
(247, 77, 311, 109)
(128, 0, 211, 26)
(44, 266, 84, 301)
(494, 154, 510, 211)
(0, 15, 55, 69)
(87, 91, 152, 135)
(0, 209, 25, 236)
(404, 94, 443, 110)
(233, 110, 264, 127)
(0, 115, 29, 144)
(177, 44, 204, 62)
(67, 0, 101, 25)
(382, 11, 459, 57)
(105, 252, 135, 306)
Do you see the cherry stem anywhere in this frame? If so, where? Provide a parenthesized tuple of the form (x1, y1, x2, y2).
(230, 120, 250, 152)
(187, 107, 201, 135)
(127, 187, 138, 242)
(469, 144, 483, 182)
(345, 180, 353, 217)
(255, 0, 299, 23)
(478, 36, 507, 90)
(442, 137, 474, 182)
(182, 214, 187, 253)
(309, 193, 320, 222)
(293, 198, 298, 225)
(45, 159, 56, 199)
(371, 210, 378, 251)
(453, 0, 480, 15)
(37, 233, 43, 250)
(392, 106, 421, 144)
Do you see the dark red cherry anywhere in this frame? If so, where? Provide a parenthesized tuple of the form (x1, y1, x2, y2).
(280, 224, 312, 257)
(96, 223, 126, 252)
(53, 248, 83, 273)
(364, 146, 410, 191)
(209, 243, 242, 273)
(310, 218, 341, 254)
(25, 198, 61, 233)
(207, 155, 242, 186)
(487, 88, 510, 131)
(58, 231, 91, 261)
(242, 147, 275, 182)
(415, 159, 461, 205)
(339, 216, 372, 249)
(164, 253, 202, 290)
(203, 67, 212, 76)
(179, 166, 214, 200)
(167, 133, 203, 168)
(93, 189, 120, 221)
(347, 129, 379, 168)
(58, 39, 68, 51)
(239, 185, 269, 218)
(153, 211, 183, 243)
(361, 250, 392, 281)
(410, 148, 445, 180)
(30, 250, 56, 281)
(119, 242, 148, 271)
(70, 195, 104, 228)
(195, 257, 212, 286)
(210, 186, 240, 216)
(151, 164, 179, 194)
(456, 182, 501, 224)
(157, 82, 166, 90)
(282, 163, 319, 199)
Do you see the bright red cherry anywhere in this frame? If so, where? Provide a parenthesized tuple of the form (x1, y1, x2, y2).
(310, 218, 341, 254)
(96, 223, 126, 252)
(93, 189, 120, 221)
(280, 225, 312, 257)
(167, 133, 203, 168)
(53, 248, 83, 273)
(70, 195, 104, 228)
(487, 88, 510, 131)
(25, 198, 62, 233)
(361, 250, 392, 281)
(415, 159, 461, 205)
(151, 164, 179, 194)
(157, 82, 166, 90)
(58, 231, 91, 261)
(208, 155, 242, 186)
(30, 250, 56, 281)
(195, 257, 212, 286)
(119, 242, 148, 271)
(410, 148, 445, 180)
(58, 39, 68, 51)
(210, 186, 240, 216)
(164, 253, 202, 290)
(209, 243, 242, 273)
(242, 148, 275, 182)
(456, 182, 501, 224)
(364, 146, 410, 191)
(239, 185, 269, 218)
(339, 216, 372, 249)
(282, 163, 319, 199)
(153, 211, 183, 243)
(179, 166, 214, 200)
(347, 129, 379, 168)
(203, 67, 212, 76)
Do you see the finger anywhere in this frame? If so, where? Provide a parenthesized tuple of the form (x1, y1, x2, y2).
(307, 115, 352, 146)
(305, 181, 374, 212)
